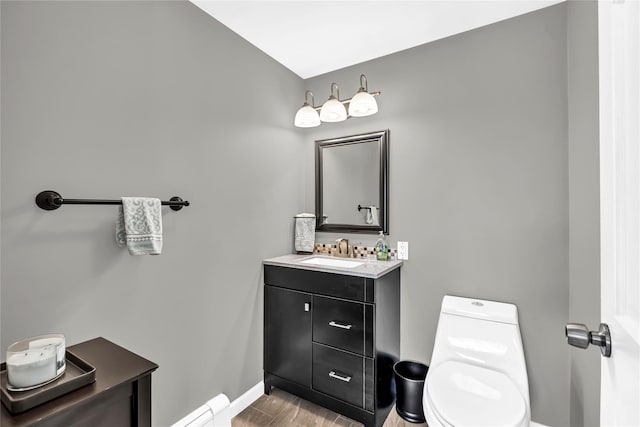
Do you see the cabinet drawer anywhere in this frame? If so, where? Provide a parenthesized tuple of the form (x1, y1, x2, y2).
(313, 296, 373, 357)
(312, 344, 365, 408)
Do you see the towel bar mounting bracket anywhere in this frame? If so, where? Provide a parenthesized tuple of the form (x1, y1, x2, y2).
(168, 197, 186, 211)
(36, 190, 63, 210)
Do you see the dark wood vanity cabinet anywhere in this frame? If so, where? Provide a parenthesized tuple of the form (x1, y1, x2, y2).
(264, 264, 400, 427)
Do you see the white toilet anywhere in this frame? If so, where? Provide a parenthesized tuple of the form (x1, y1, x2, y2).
(422, 295, 530, 427)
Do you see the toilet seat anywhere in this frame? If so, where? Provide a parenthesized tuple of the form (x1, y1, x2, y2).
(426, 361, 526, 427)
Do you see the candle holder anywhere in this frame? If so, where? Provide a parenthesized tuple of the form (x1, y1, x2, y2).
(6, 334, 66, 391)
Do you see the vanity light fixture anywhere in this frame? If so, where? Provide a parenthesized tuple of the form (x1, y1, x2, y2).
(294, 74, 380, 128)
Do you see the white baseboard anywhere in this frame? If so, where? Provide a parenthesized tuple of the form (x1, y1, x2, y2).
(229, 381, 264, 419)
(531, 422, 550, 427)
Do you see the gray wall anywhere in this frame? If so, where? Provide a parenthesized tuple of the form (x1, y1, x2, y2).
(0, 1, 304, 425)
(567, 2, 601, 426)
(303, 5, 574, 426)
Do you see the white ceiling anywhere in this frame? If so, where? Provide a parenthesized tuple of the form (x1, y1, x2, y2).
(191, 1, 564, 79)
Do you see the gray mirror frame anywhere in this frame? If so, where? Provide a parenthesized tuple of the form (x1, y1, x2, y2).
(315, 129, 389, 234)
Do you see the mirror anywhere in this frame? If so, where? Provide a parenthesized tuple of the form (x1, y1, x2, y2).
(315, 129, 389, 234)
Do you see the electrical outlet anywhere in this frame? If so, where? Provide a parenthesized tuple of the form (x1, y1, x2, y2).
(397, 241, 409, 260)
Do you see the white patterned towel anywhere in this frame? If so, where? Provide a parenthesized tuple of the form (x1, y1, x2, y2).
(116, 197, 163, 255)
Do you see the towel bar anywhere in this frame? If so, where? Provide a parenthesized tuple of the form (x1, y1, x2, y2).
(35, 190, 190, 212)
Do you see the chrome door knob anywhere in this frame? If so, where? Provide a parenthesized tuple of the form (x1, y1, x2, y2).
(565, 323, 612, 357)
(566, 323, 591, 348)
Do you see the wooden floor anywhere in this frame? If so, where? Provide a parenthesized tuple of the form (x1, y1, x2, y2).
(232, 388, 429, 427)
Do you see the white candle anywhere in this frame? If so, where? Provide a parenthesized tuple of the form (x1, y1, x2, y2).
(29, 336, 65, 376)
(6, 347, 57, 388)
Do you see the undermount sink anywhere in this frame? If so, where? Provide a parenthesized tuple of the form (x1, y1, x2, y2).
(299, 257, 363, 269)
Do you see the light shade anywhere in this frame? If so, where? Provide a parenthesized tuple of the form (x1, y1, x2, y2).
(294, 91, 320, 128)
(320, 98, 347, 122)
(294, 105, 320, 127)
(348, 90, 378, 117)
(320, 83, 347, 122)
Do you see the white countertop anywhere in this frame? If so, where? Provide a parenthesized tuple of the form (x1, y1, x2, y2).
(263, 254, 403, 279)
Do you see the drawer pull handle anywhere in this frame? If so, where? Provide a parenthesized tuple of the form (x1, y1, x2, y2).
(329, 371, 352, 383)
(329, 321, 352, 330)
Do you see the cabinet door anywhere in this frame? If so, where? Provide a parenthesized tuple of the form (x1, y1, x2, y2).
(264, 286, 312, 387)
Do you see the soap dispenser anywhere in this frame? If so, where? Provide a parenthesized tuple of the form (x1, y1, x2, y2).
(375, 231, 388, 261)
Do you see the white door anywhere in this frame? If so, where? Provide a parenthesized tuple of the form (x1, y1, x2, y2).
(598, 0, 640, 425)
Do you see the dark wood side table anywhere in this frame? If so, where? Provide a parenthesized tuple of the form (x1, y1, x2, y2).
(1, 337, 158, 427)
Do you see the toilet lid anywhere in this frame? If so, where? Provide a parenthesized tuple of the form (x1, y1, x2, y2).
(427, 361, 526, 427)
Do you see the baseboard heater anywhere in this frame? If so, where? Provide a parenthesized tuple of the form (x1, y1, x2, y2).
(172, 394, 231, 427)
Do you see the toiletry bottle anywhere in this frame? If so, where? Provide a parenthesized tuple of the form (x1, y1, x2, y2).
(375, 231, 388, 261)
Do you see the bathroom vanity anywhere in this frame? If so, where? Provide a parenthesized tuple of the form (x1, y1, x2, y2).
(263, 254, 401, 427)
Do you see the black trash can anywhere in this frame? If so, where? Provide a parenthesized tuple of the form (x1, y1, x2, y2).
(393, 361, 428, 423)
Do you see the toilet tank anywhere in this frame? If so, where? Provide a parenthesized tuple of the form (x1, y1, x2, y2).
(441, 295, 519, 324)
(430, 296, 529, 395)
